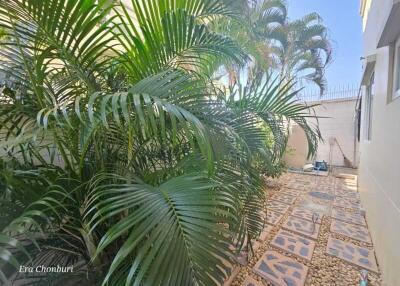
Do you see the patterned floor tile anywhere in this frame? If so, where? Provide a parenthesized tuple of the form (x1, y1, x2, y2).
(271, 193, 297, 205)
(282, 216, 320, 240)
(284, 181, 313, 191)
(291, 207, 322, 224)
(316, 185, 334, 193)
(333, 197, 361, 210)
(335, 189, 360, 200)
(267, 200, 290, 213)
(253, 250, 308, 286)
(295, 179, 313, 185)
(326, 237, 378, 272)
(271, 230, 316, 261)
(307, 191, 335, 202)
(331, 208, 366, 226)
(299, 193, 333, 208)
(281, 188, 302, 197)
(330, 220, 372, 243)
(337, 186, 358, 193)
(240, 276, 263, 286)
(266, 210, 285, 225)
(335, 180, 357, 192)
(295, 198, 331, 215)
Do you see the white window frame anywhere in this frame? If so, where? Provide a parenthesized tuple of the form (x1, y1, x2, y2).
(364, 72, 374, 141)
(392, 38, 400, 99)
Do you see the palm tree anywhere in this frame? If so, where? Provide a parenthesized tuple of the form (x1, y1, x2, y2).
(0, 0, 321, 285)
(214, 1, 332, 93)
(210, 0, 288, 84)
(270, 12, 333, 94)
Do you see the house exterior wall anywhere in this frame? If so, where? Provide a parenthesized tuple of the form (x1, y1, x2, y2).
(359, 1, 400, 285)
(360, 0, 373, 30)
(284, 98, 359, 169)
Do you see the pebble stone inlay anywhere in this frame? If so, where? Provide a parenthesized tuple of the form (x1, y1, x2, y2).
(333, 197, 361, 210)
(258, 224, 274, 241)
(240, 276, 263, 286)
(271, 230, 316, 261)
(331, 208, 366, 226)
(326, 236, 378, 272)
(291, 207, 322, 224)
(282, 216, 320, 240)
(271, 193, 297, 205)
(253, 250, 308, 286)
(266, 210, 285, 225)
(330, 220, 372, 243)
(267, 200, 290, 213)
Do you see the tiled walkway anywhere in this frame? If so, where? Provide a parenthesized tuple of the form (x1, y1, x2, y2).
(230, 170, 382, 286)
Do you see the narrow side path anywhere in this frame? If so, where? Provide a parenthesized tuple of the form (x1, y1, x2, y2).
(229, 170, 382, 286)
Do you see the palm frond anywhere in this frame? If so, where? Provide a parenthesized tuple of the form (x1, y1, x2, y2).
(86, 173, 236, 286)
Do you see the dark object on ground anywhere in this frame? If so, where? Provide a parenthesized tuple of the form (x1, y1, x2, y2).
(314, 161, 328, 171)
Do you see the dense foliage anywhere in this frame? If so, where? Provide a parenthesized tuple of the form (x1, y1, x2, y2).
(0, 0, 324, 285)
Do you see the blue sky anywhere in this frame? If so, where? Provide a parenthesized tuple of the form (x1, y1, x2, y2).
(287, 0, 362, 91)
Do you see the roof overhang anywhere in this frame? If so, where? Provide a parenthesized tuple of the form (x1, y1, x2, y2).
(377, 0, 400, 48)
(361, 54, 377, 85)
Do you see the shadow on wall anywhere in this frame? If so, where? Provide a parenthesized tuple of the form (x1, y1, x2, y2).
(284, 123, 310, 169)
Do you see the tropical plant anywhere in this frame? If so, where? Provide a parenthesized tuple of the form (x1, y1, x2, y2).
(211, 1, 332, 94)
(270, 12, 333, 94)
(0, 0, 321, 285)
(210, 0, 288, 84)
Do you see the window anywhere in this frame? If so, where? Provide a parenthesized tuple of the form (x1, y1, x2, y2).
(364, 72, 374, 141)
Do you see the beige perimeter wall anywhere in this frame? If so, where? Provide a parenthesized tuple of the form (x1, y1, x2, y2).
(359, 0, 400, 285)
(285, 98, 359, 169)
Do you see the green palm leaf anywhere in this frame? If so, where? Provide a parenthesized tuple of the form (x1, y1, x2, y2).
(0, 0, 325, 285)
(86, 173, 236, 286)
